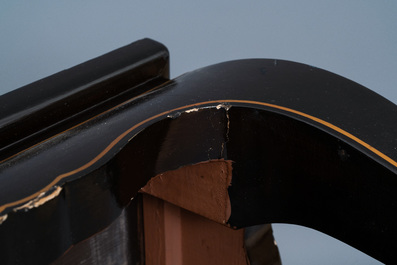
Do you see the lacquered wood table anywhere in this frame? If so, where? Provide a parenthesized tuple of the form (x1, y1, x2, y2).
(1, 39, 396, 264)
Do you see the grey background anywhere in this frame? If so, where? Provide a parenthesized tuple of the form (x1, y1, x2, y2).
(1, 1, 395, 264)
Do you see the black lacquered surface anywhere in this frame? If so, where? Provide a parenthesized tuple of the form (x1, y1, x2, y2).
(1, 41, 397, 264)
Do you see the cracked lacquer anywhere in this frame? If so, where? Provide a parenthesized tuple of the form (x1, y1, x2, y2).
(216, 104, 231, 157)
(0, 214, 7, 225)
(13, 186, 62, 212)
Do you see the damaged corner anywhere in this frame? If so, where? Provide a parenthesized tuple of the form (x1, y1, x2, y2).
(140, 159, 233, 224)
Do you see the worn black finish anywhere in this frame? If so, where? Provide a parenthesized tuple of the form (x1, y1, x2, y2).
(1, 40, 397, 264)
(51, 196, 144, 265)
(0, 38, 169, 160)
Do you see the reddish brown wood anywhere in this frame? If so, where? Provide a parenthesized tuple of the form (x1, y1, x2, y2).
(142, 194, 249, 265)
(143, 194, 167, 265)
(141, 160, 246, 264)
(141, 159, 232, 224)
